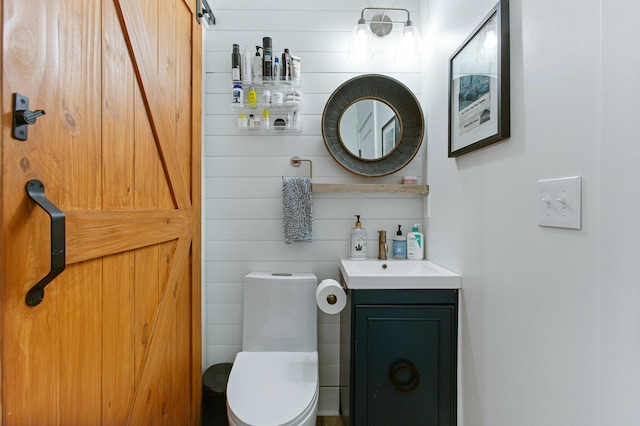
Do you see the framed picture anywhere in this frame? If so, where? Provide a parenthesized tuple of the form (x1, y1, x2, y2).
(448, 0, 510, 157)
(381, 116, 399, 156)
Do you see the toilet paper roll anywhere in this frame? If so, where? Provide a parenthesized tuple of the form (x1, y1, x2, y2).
(316, 279, 347, 314)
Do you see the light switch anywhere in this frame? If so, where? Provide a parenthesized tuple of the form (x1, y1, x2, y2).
(537, 176, 582, 230)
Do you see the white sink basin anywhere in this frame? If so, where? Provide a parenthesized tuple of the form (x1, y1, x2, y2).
(339, 258, 461, 289)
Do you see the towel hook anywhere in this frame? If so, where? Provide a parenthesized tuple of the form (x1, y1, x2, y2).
(291, 156, 312, 179)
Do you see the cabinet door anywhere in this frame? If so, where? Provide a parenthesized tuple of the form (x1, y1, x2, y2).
(354, 305, 455, 426)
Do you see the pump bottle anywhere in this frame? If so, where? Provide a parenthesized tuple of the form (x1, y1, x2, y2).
(392, 225, 407, 259)
(407, 223, 424, 260)
(349, 215, 367, 260)
(253, 46, 263, 82)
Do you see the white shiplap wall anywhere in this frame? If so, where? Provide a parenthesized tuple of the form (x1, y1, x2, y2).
(203, 0, 423, 414)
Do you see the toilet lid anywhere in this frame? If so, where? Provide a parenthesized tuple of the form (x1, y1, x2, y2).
(227, 351, 318, 426)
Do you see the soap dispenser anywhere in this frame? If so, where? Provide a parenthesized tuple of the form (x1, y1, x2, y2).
(407, 223, 424, 260)
(392, 225, 407, 259)
(349, 215, 367, 260)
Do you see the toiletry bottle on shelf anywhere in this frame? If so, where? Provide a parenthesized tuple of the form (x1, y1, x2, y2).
(291, 55, 301, 82)
(253, 46, 263, 82)
(392, 225, 407, 259)
(273, 57, 281, 81)
(242, 45, 252, 82)
(238, 113, 248, 128)
(282, 48, 292, 80)
(247, 83, 257, 107)
(263, 109, 270, 130)
(349, 215, 367, 260)
(262, 37, 273, 81)
(231, 44, 241, 82)
(407, 223, 424, 260)
(232, 84, 243, 105)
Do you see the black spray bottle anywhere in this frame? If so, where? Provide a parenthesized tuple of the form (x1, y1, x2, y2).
(262, 37, 273, 81)
(231, 44, 241, 82)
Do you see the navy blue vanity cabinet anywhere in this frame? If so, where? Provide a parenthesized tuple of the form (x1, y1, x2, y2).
(340, 289, 458, 426)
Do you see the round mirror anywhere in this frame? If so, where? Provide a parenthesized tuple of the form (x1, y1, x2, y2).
(322, 74, 424, 177)
(339, 99, 400, 160)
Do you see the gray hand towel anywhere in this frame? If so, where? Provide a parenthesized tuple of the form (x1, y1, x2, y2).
(282, 177, 313, 244)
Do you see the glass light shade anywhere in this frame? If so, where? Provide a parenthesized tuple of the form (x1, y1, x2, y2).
(395, 24, 422, 65)
(348, 21, 374, 62)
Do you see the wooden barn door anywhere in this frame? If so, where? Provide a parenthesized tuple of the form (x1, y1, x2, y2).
(0, 0, 202, 424)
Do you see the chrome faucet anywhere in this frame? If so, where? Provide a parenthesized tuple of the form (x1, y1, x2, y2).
(377, 230, 388, 260)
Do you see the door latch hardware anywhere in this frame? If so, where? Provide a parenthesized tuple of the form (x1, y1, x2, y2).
(12, 93, 46, 141)
(25, 179, 66, 306)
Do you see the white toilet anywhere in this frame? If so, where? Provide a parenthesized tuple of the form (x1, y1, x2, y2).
(226, 272, 319, 426)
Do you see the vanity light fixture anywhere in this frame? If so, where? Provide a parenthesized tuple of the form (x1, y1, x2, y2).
(347, 8, 423, 64)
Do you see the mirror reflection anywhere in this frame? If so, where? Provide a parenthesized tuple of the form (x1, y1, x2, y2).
(339, 99, 400, 160)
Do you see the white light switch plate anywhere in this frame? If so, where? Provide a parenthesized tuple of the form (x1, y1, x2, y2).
(537, 176, 582, 230)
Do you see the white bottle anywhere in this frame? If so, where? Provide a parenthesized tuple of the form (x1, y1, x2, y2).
(253, 46, 263, 82)
(273, 57, 281, 81)
(392, 225, 407, 259)
(263, 109, 270, 130)
(407, 223, 424, 260)
(242, 45, 252, 82)
(349, 215, 367, 260)
(232, 84, 243, 105)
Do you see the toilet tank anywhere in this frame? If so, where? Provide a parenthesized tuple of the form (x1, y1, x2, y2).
(243, 272, 318, 352)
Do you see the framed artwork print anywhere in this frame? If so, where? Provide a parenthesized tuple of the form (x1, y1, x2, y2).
(448, 0, 510, 157)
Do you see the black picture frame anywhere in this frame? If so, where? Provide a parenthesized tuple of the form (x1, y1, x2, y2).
(381, 116, 400, 156)
(448, 0, 510, 157)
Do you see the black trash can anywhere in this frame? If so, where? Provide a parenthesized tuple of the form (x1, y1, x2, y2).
(202, 362, 233, 425)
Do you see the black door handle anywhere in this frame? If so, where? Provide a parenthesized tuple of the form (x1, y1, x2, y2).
(12, 93, 46, 141)
(25, 179, 66, 306)
(389, 361, 421, 392)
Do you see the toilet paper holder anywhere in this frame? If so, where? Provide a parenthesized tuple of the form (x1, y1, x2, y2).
(327, 279, 350, 304)
(316, 278, 349, 315)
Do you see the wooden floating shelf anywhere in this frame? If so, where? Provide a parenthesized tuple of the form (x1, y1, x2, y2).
(311, 183, 429, 196)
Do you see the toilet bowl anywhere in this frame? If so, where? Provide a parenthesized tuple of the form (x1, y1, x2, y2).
(226, 352, 318, 426)
(226, 272, 319, 426)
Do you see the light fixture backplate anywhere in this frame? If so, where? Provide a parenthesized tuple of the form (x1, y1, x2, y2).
(370, 14, 393, 38)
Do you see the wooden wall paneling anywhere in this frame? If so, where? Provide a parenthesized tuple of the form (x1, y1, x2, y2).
(1, 1, 61, 423)
(175, 0, 194, 195)
(58, 0, 102, 210)
(101, 252, 135, 425)
(177, 254, 194, 425)
(101, 1, 137, 424)
(114, 0, 190, 210)
(127, 236, 191, 424)
(65, 209, 191, 264)
(58, 264, 103, 424)
(133, 0, 161, 399)
(188, 5, 203, 422)
(3, 0, 201, 422)
(103, 0, 135, 210)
